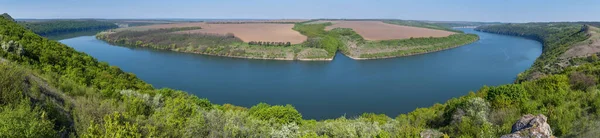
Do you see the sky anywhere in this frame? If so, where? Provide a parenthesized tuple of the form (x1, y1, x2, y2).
(1, 0, 599, 22)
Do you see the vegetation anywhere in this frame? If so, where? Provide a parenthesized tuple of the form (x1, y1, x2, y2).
(19, 20, 118, 36)
(98, 25, 331, 60)
(352, 34, 478, 59)
(476, 23, 590, 81)
(248, 41, 292, 47)
(1, 13, 14, 22)
(99, 20, 477, 60)
(2, 14, 600, 137)
(292, 22, 343, 56)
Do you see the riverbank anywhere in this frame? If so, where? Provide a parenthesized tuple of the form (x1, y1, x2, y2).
(96, 29, 335, 61)
(340, 34, 479, 60)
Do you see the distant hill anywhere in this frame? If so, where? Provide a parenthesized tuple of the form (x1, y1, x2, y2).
(1, 13, 14, 22)
(18, 20, 118, 36)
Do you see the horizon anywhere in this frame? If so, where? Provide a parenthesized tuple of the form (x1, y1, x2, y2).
(2, 0, 600, 23)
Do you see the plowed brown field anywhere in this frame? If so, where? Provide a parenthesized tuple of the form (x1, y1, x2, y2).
(323, 21, 456, 40)
(135, 23, 307, 44)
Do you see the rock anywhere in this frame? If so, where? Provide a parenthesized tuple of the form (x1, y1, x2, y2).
(500, 114, 554, 138)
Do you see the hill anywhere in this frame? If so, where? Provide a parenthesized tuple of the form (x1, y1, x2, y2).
(1, 13, 14, 22)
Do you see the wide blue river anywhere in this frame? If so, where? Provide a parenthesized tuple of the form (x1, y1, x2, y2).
(59, 28, 542, 119)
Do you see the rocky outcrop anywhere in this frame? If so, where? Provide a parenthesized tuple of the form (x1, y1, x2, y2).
(501, 114, 554, 138)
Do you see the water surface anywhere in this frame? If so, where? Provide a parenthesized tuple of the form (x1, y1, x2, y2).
(59, 29, 542, 119)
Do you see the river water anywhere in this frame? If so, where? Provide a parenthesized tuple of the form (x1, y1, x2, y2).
(59, 28, 542, 119)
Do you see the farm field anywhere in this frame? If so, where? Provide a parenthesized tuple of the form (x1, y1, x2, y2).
(323, 21, 456, 40)
(303, 20, 479, 59)
(121, 22, 307, 44)
(97, 22, 332, 61)
(175, 23, 307, 44)
(99, 19, 478, 60)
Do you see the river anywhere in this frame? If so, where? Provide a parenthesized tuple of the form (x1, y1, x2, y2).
(58, 28, 542, 119)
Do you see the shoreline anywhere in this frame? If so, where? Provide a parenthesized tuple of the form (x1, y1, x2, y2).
(99, 38, 335, 61)
(343, 37, 479, 60)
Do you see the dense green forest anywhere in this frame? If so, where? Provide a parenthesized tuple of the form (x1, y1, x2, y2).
(476, 23, 590, 81)
(19, 20, 118, 36)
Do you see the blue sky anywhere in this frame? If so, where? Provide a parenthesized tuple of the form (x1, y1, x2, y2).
(1, 0, 599, 22)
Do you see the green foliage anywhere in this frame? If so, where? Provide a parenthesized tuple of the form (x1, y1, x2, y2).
(360, 113, 391, 125)
(249, 103, 303, 124)
(483, 84, 529, 108)
(0, 100, 56, 138)
(0, 62, 25, 105)
(19, 20, 117, 36)
(293, 23, 340, 56)
(0, 16, 153, 98)
(84, 113, 142, 138)
(358, 34, 479, 58)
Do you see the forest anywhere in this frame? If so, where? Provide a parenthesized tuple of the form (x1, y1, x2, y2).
(355, 34, 479, 59)
(476, 23, 590, 81)
(3, 14, 600, 137)
(19, 20, 118, 36)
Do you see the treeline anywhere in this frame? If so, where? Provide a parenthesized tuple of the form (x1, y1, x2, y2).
(2, 14, 600, 137)
(358, 34, 479, 59)
(19, 20, 118, 36)
(476, 23, 590, 81)
(248, 41, 292, 46)
(97, 27, 244, 55)
(292, 22, 341, 56)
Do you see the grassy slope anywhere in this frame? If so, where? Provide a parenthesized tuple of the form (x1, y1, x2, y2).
(3, 14, 600, 137)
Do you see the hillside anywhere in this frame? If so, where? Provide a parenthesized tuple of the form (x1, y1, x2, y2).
(19, 20, 118, 36)
(3, 14, 600, 137)
(476, 23, 592, 81)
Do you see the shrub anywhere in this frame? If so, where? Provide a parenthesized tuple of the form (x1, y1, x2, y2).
(249, 103, 302, 124)
(569, 72, 596, 91)
(485, 84, 529, 108)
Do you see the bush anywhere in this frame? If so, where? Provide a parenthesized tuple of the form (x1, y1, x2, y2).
(249, 103, 303, 124)
(485, 84, 529, 108)
(0, 100, 56, 138)
(0, 63, 25, 105)
(569, 72, 596, 91)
